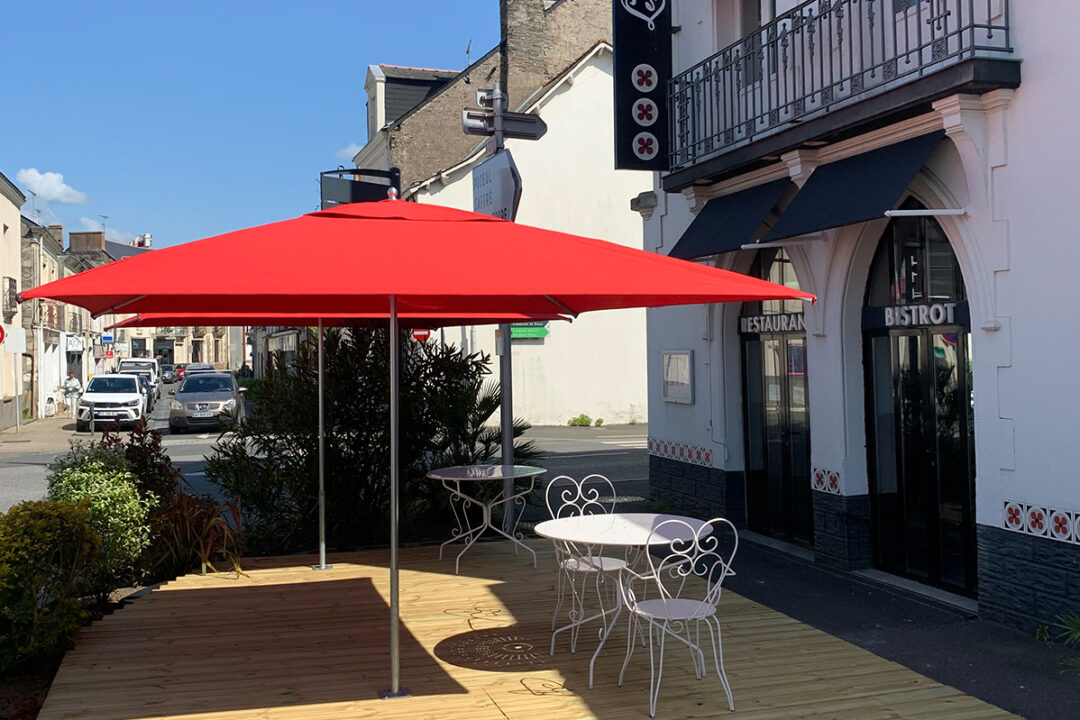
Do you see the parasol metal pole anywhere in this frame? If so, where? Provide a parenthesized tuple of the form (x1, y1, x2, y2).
(312, 318, 331, 571)
(499, 323, 515, 534)
(380, 295, 409, 699)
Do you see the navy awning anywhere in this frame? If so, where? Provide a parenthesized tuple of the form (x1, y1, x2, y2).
(761, 131, 945, 242)
(668, 178, 792, 260)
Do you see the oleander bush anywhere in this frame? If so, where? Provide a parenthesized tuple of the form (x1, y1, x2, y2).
(47, 460, 157, 598)
(567, 413, 592, 427)
(206, 326, 537, 554)
(0, 500, 101, 673)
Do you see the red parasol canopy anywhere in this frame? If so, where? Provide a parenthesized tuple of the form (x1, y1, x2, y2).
(19, 200, 813, 316)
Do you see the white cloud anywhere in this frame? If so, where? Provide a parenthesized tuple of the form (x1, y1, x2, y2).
(335, 142, 363, 161)
(79, 216, 136, 245)
(16, 168, 88, 204)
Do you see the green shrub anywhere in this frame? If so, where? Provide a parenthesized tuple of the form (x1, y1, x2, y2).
(50, 440, 128, 480)
(0, 500, 101, 673)
(99, 420, 183, 503)
(568, 413, 592, 427)
(47, 461, 157, 597)
(594, 417, 604, 427)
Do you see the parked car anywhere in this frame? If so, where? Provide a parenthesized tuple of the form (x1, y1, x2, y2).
(160, 364, 178, 384)
(183, 363, 216, 375)
(117, 358, 162, 399)
(168, 372, 245, 434)
(135, 374, 155, 414)
(76, 374, 145, 432)
(175, 364, 187, 380)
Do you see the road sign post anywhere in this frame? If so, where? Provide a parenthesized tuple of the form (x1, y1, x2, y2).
(463, 82, 548, 534)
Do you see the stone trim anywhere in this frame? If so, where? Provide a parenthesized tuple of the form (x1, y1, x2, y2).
(647, 436, 714, 467)
(977, 524, 1080, 632)
(649, 456, 746, 528)
(812, 492, 871, 571)
(1002, 500, 1080, 546)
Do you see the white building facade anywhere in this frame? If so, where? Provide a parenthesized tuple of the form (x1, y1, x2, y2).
(408, 45, 651, 426)
(1, 171, 26, 430)
(641, 0, 1075, 629)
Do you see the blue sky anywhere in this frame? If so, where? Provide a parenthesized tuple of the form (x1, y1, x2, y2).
(1, 1, 499, 248)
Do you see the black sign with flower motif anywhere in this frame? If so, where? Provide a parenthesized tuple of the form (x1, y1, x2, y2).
(613, 1, 671, 170)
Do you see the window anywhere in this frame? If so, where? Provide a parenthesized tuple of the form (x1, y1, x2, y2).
(661, 350, 694, 404)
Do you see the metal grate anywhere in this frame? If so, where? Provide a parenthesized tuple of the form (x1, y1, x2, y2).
(669, 0, 1012, 170)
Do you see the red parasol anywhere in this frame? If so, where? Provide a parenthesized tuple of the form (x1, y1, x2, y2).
(21, 199, 813, 695)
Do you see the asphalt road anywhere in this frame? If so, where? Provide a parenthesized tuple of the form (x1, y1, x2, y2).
(0, 388, 647, 512)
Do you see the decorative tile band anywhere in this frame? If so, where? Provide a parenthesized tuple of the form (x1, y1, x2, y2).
(647, 437, 713, 467)
(1003, 500, 1080, 546)
(811, 466, 842, 495)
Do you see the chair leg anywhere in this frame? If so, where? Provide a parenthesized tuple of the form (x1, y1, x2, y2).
(682, 623, 702, 679)
(649, 622, 668, 718)
(551, 565, 565, 631)
(706, 617, 734, 711)
(618, 612, 638, 686)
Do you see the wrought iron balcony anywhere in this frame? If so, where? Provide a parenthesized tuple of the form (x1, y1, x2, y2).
(668, 0, 1013, 172)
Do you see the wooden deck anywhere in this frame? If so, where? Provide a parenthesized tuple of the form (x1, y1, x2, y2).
(39, 540, 1017, 720)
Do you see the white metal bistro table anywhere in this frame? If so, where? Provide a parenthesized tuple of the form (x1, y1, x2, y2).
(427, 464, 546, 574)
(534, 512, 710, 688)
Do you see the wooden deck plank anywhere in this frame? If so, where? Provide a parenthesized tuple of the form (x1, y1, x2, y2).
(37, 540, 1018, 720)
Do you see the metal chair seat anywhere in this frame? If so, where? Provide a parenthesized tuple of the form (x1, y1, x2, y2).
(632, 597, 717, 622)
(561, 555, 628, 574)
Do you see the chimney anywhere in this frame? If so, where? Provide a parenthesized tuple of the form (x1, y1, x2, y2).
(68, 231, 106, 254)
(500, 0, 546, 103)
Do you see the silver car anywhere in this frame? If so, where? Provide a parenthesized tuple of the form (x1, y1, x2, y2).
(168, 372, 245, 434)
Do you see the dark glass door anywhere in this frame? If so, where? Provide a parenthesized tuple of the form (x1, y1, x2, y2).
(865, 327, 975, 595)
(744, 334, 812, 545)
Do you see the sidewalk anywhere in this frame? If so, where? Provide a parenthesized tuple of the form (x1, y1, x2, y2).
(730, 535, 1080, 720)
(0, 414, 83, 454)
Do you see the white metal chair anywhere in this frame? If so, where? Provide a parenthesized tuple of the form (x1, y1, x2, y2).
(545, 474, 627, 652)
(618, 517, 738, 717)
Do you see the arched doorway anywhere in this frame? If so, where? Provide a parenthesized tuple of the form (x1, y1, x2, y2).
(862, 198, 976, 596)
(741, 249, 812, 546)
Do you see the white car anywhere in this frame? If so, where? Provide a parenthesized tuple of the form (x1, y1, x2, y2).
(117, 358, 162, 399)
(76, 374, 146, 432)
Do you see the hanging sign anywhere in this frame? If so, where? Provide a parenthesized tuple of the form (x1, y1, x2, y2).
(613, 0, 671, 170)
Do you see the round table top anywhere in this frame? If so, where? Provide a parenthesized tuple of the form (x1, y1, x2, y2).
(533, 513, 709, 547)
(426, 464, 546, 482)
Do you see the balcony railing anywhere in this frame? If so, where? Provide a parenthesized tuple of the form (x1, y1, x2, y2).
(669, 0, 1012, 170)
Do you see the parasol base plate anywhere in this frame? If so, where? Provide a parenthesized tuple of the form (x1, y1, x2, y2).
(378, 687, 411, 699)
(310, 564, 334, 571)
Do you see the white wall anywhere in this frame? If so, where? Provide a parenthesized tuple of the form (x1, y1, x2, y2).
(413, 51, 651, 426)
(649, 2, 1080, 524)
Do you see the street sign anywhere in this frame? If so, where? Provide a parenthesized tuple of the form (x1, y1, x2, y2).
(104, 347, 114, 359)
(510, 325, 549, 339)
(473, 150, 522, 221)
(411, 329, 431, 342)
(3, 326, 25, 354)
(102, 333, 114, 344)
(0, 325, 4, 345)
(461, 109, 548, 141)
